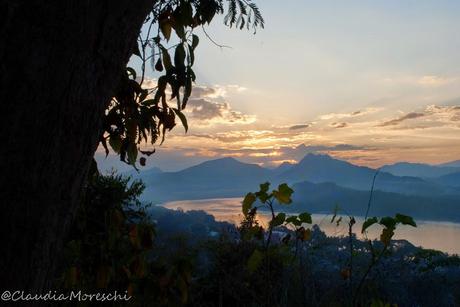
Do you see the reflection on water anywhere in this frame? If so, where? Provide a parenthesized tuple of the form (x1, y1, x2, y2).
(164, 197, 460, 254)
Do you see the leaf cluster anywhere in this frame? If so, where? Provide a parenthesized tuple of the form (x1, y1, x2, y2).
(99, 0, 263, 169)
(240, 182, 313, 273)
(362, 213, 417, 246)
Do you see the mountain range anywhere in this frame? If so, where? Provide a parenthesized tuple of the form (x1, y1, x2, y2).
(381, 162, 460, 178)
(131, 154, 460, 222)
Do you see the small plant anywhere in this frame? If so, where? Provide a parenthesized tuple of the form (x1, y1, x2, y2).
(240, 182, 313, 271)
(350, 214, 417, 305)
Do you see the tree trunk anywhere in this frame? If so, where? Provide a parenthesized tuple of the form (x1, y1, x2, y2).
(0, 0, 153, 291)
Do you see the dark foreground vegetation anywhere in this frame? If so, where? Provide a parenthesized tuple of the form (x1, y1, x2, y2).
(59, 173, 460, 306)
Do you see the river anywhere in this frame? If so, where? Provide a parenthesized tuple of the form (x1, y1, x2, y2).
(163, 197, 460, 254)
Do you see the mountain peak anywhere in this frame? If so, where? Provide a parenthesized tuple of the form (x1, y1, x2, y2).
(191, 156, 262, 170)
(278, 161, 294, 168)
(205, 156, 240, 164)
(300, 153, 334, 163)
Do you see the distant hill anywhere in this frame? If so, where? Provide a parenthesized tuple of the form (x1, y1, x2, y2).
(271, 161, 294, 176)
(141, 157, 272, 202)
(277, 154, 454, 197)
(438, 160, 460, 168)
(432, 172, 460, 188)
(124, 166, 163, 180)
(138, 154, 460, 202)
(381, 162, 459, 178)
(289, 181, 460, 222)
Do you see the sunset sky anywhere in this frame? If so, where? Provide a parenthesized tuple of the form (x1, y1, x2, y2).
(99, 0, 460, 172)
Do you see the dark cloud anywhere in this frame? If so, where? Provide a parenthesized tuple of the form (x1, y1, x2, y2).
(296, 144, 367, 152)
(319, 108, 381, 120)
(190, 86, 217, 98)
(186, 98, 254, 124)
(378, 112, 426, 127)
(330, 122, 348, 128)
(187, 98, 226, 120)
(289, 124, 311, 130)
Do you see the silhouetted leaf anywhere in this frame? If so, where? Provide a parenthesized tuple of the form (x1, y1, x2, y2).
(109, 134, 121, 153)
(155, 58, 164, 72)
(127, 143, 138, 166)
(127, 67, 137, 79)
(254, 182, 271, 203)
(191, 34, 199, 50)
(132, 41, 141, 58)
(172, 108, 188, 132)
(161, 47, 172, 70)
(395, 213, 416, 227)
(273, 183, 294, 204)
(379, 217, 396, 230)
(362, 217, 378, 233)
(331, 204, 340, 223)
(299, 212, 312, 224)
(271, 212, 286, 227)
(242, 193, 256, 216)
(160, 20, 172, 41)
(174, 44, 186, 68)
(286, 216, 301, 226)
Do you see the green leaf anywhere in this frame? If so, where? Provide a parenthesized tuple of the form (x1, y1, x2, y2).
(259, 182, 270, 193)
(271, 213, 286, 227)
(395, 213, 417, 227)
(247, 249, 263, 273)
(361, 217, 378, 233)
(242, 193, 256, 216)
(273, 183, 294, 204)
(255, 182, 271, 203)
(172, 108, 188, 132)
(298, 212, 312, 224)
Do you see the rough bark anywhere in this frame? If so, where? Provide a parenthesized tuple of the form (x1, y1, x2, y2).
(0, 0, 154, 291)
